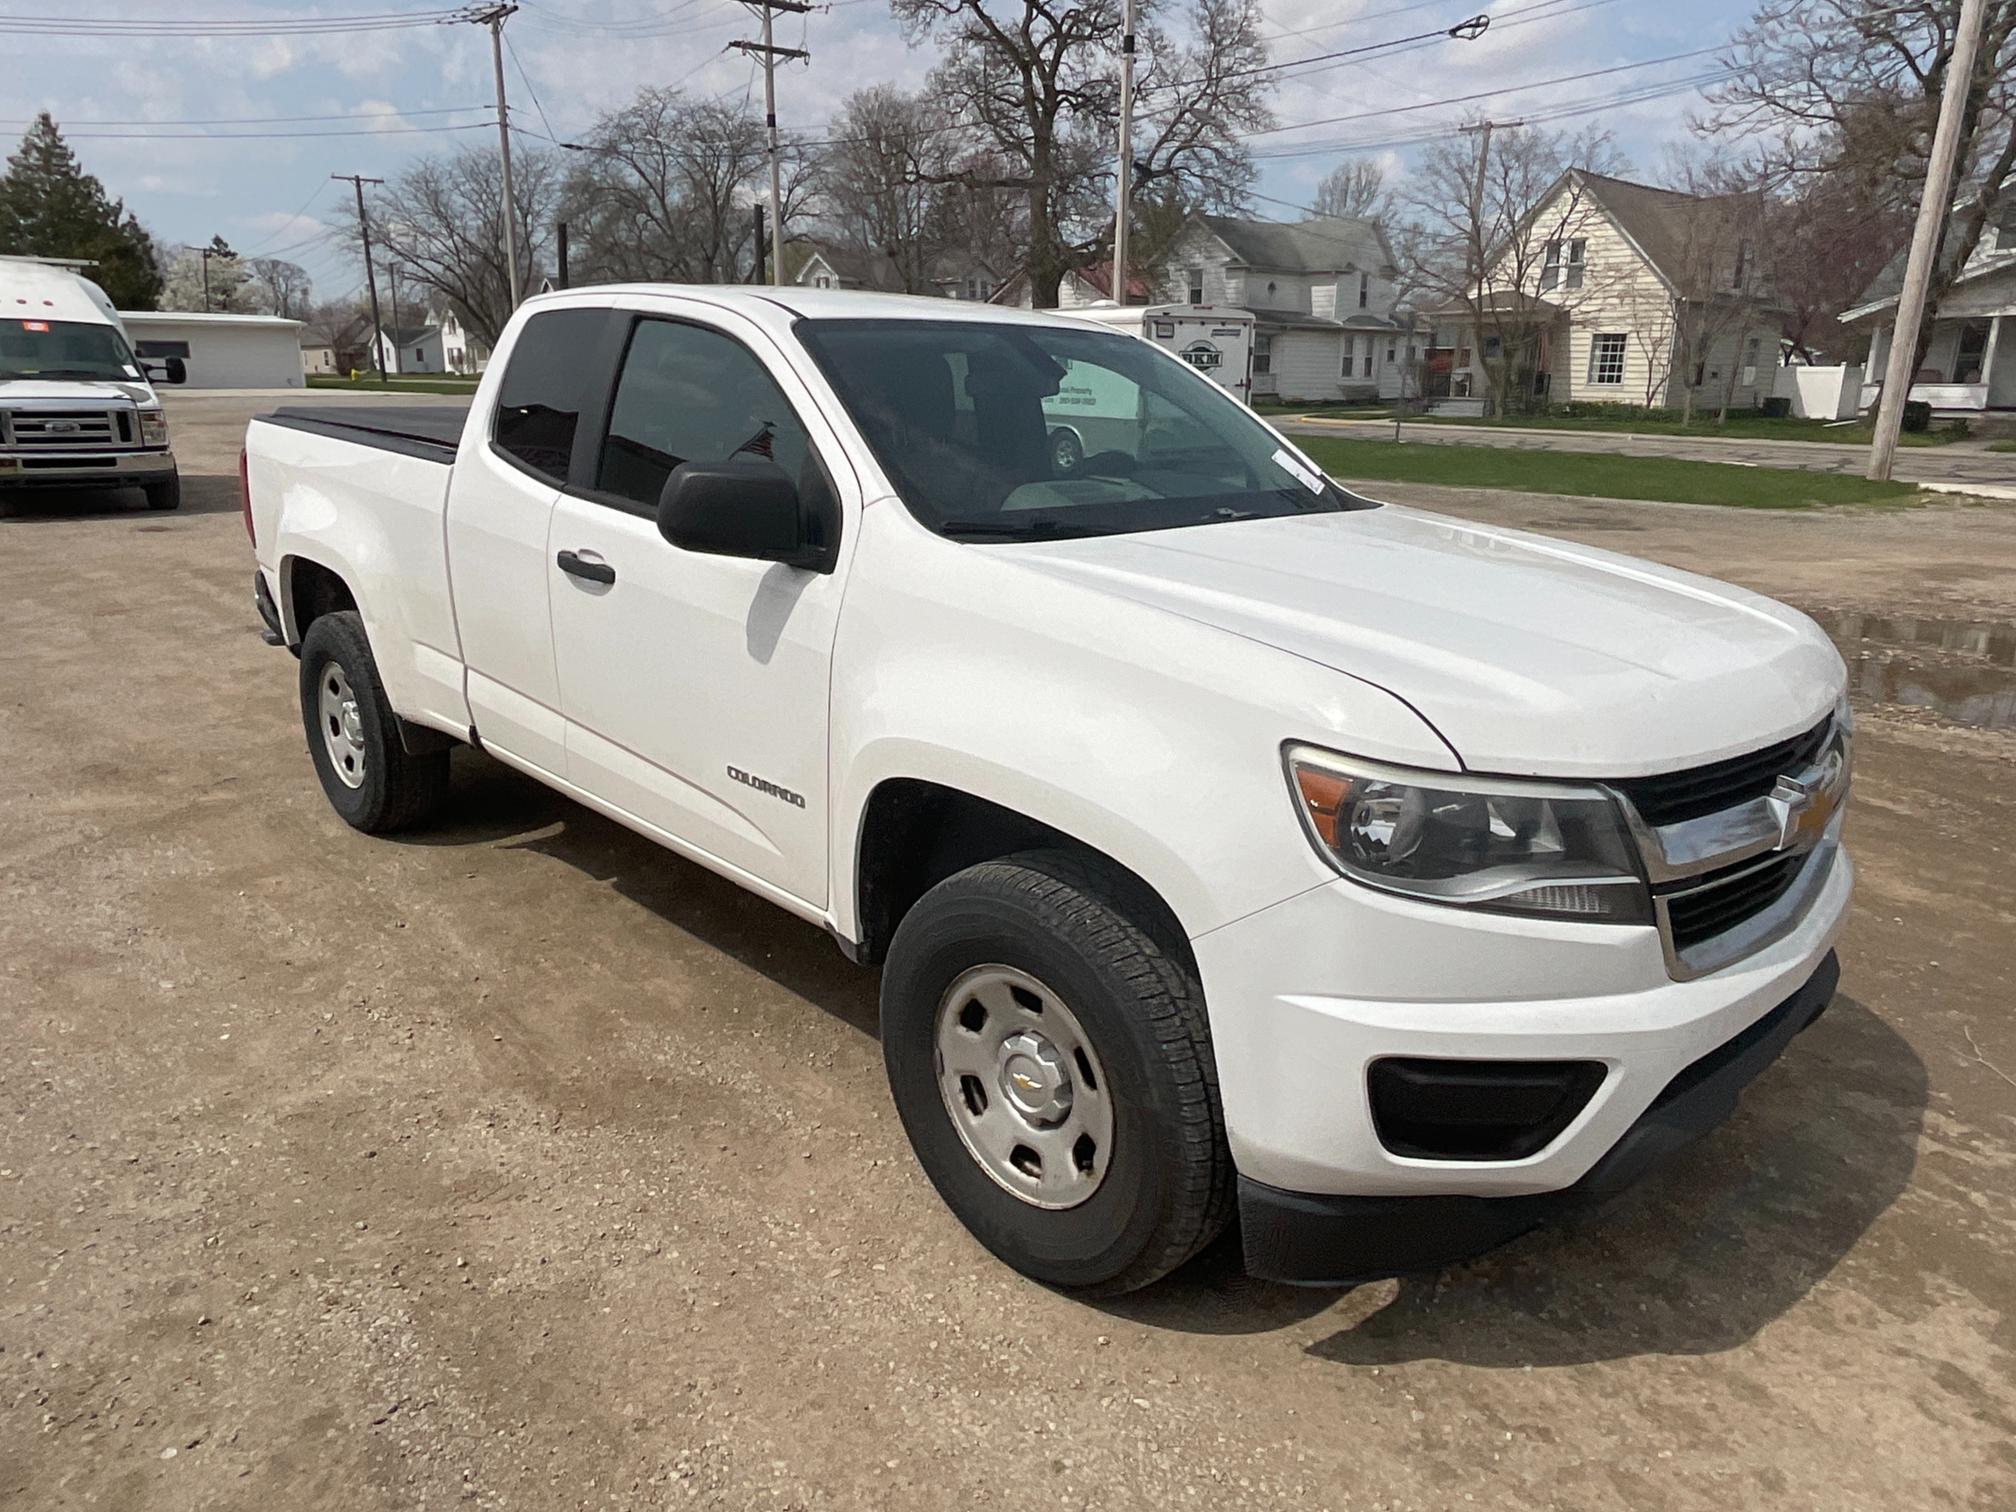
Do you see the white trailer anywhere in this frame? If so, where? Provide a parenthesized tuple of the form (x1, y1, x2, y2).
(1067, 303, 1256, 405)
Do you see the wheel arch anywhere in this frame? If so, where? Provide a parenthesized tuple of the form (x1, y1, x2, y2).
(279, 552, 359, 647)
(845, 773, 1196, 971)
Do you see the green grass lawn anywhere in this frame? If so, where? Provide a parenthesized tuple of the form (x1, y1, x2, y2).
(1988, 439, 2016, 454)
(1296, 436, 1924, 509)
(308, 374, 481, 395)
(1254, 400, 1389, 419)
(1293, 408, 1967, 447)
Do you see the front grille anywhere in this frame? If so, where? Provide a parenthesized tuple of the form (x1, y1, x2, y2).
(2, 409, 123, 449)
(1661, 851, 1807, 953)
(1613, 715, 1834, 827)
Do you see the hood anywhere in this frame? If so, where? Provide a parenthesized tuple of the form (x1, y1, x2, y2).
(1009, 505, 1845, 778)
(0, 378, 154, 406)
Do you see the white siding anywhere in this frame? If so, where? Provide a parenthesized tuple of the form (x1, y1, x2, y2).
(121, 314, 304, 389)
(1272, 330, 1347, 402)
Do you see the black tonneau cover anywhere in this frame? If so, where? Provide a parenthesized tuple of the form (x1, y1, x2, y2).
(260, 403, 471, 462)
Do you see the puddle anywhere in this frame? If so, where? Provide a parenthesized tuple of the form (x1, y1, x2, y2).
(1802, 608, 2016, 731)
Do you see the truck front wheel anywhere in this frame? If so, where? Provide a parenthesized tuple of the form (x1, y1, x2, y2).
(297, 610, 448, 833)
(143, 473, 181, 511)
(881, 850, 1233, 1294)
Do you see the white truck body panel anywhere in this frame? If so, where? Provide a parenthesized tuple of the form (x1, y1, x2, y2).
(244, 284, 1852, 1257)
(1067, 302, 1257, 403)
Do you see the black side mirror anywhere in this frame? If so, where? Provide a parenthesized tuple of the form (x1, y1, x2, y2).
(164, 356, 187, 385)
(146, 356, 187, 385)
(655, 456, 835, 572)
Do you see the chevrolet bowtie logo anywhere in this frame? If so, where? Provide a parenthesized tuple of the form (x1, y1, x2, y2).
(1767, 751, 1843, 851)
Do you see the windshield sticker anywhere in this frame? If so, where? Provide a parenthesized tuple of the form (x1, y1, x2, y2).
(123, 365, 141, 378)
(1271, 447, 1326, 495)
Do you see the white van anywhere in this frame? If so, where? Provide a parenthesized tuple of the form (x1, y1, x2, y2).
(1, 258, 183, 510)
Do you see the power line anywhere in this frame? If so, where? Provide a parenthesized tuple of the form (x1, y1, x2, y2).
(0, 6, 472, 36)
(501, 28, 558, 142)
(54, 122, 495, 141)
(9, 105, 492, 128)
(236, 181, 333, 258)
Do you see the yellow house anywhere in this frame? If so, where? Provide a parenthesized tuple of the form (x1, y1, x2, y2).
(1435, 170, 1784, 414)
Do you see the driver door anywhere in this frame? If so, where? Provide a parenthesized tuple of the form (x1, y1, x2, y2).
(546, 304, 853, 910)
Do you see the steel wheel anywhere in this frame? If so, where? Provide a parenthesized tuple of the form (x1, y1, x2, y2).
(935, 965, 1113, 1210)
(317, 663, 367, 790)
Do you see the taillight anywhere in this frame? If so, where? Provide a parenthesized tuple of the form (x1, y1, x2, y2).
(238, 446, 254, 545)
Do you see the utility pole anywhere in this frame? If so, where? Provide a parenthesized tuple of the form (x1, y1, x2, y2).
(730, 0, 810, 287)
(1868, 0, 1988, 481)
(752, 203, 766, 285)
(1110, 0, 1136, 305)
(555, 220, 570, 290)
(388, 264, 404, 374)
(467, 3, 522, 310)
(332, 173, 388, 377)
(196, 244, 215, 311)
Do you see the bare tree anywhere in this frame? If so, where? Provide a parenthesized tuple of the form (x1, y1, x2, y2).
(1312, 157, 1388, 221)
(1397, 122, 1625, 416)
(1704, 0, 2016, 365)
(1767, 161, 1912, 362)
(301, 298, 375, 371)
(894, 0, 1272, 306)
(245, 256, 311, 318)
(566, 89, 811, 286)
(343, 142, 563, 347)
(816, 85, 949, 293)
(1656, 155, 1777, 424)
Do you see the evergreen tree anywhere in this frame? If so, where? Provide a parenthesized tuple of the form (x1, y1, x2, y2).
(0, 112, 163, 309)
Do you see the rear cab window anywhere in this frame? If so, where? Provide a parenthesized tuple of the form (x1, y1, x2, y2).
(491, 307, 611, 485)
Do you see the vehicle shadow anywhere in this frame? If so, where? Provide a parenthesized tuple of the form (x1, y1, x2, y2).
(1105, 995, 1926, 1361)
(0, 471, 242, 521)
(390, 748, 881, 1039)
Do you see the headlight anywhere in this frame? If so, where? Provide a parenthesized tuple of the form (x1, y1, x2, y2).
(1285, 745, 1649, 923)
(139, 409, 168, 446)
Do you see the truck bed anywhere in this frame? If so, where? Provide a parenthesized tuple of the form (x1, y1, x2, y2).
(259, 404, 468, 463)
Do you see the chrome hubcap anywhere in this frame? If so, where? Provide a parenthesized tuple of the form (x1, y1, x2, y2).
(935, 966, 1112, 1209)
(318, 663, 366, 789)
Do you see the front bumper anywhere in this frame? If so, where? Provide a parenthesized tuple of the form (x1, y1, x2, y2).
(0, 448, 176, 488)
(1237, 950, 1839, 1284)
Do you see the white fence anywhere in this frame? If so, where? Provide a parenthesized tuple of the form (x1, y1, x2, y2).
(1772, 363, 1864, 421)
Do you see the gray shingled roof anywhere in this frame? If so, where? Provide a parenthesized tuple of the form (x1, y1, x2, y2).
(1199, 213, 1393, 274)
(1572, 172, 1761, 300)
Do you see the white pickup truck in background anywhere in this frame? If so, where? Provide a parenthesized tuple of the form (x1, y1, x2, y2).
(242, 287, 1852, 1294)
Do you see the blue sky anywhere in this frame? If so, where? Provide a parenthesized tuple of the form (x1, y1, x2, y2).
(8, 0, 1761, 304)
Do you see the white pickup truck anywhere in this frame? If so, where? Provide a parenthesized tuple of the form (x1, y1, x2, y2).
(243, 287, 1852, 1294)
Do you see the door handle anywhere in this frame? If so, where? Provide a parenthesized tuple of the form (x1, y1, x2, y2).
(556, 549, 615, 585)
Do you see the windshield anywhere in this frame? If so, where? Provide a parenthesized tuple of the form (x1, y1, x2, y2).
(1, 317, 141, 382)
(794, 317, 1375, 540)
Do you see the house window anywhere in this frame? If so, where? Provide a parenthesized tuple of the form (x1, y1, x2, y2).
(1539, 239, 1561, 292)
(1587, 332, 1627, 386)
(1341, 335, 1372, 379)
(1186, 266, 1204, 304)
(1358, 272, 1370, 309)
(1253, 334, 1272, 376)
(1732, 239, 1753, 290)
(1386, 339, 1397, 364)
(413, 347, 424, 363)
(1565, 238, 1585, 290)
(814, 274, 833, 289)
(135, 340, 191, 359)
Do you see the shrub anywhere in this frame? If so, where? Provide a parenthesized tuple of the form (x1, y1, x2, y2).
(1943, 417, 1972, 439)
(1902, 400, 1933, 433)
(1761, 396, 1791, 419)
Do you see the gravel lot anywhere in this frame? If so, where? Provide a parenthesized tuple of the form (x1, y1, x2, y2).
(4, 391, 2014, 1512)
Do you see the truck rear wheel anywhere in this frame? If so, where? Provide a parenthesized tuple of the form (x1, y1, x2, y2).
(881, 849, 1233, 1294)
(143, 473, 181, 511)
(298, 610, 448, 833)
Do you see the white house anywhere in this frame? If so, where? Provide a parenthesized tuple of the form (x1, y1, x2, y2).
(992, 262, 1156, 309)
(1438, 170, 1784, 413)
(120, 310, 305, 389)
(795, 243, 1007, 302)
(1147, 213, 1410, 403)
(1841, 201, 2016, 416)
(373, 308, 487, 375)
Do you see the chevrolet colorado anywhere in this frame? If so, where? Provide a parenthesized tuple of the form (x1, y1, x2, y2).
(242, 287, 1852, 1294)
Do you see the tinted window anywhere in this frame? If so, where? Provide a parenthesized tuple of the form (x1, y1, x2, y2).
(492, 307, 608, 484)
(597, 319, 825, 510)
(796, 318, 1372, 540)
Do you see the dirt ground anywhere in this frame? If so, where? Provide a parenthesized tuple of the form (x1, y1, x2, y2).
(3, 392, 2013, 1512)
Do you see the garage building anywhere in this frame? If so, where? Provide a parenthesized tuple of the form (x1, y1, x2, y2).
(118, 310, 306, 390)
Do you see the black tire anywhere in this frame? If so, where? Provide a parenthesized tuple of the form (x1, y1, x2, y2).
(143, 473, 181, 511)
(882, 849, 1233, 1294)
(1049, 427, 1084, 475)
(298, 610, 448, 833)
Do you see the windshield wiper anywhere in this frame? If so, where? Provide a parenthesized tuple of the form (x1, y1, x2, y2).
(11, 368, 121, 380)
(937, 517, 1102, 541)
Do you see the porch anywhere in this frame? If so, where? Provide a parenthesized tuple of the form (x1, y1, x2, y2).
(1861, 312, 2016, 415)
